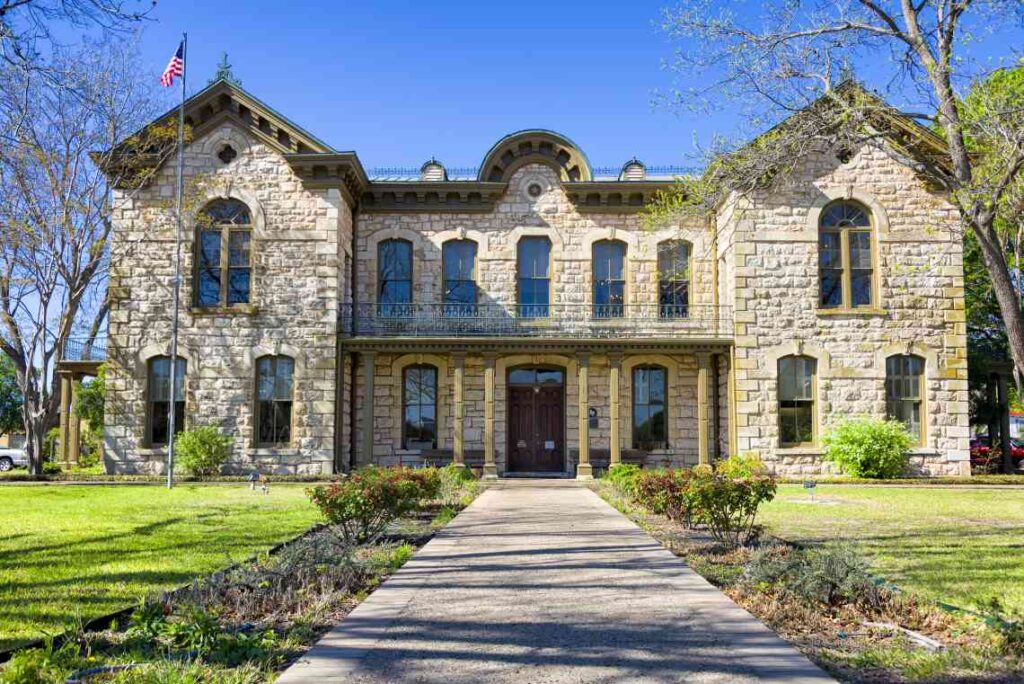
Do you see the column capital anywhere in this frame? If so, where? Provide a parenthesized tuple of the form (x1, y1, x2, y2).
(451, 351, 466, 367)
(607, 352, 623, 369)
(363, 350, 378, 360)
(482, 352, 498, 368)
(577, 351, 591, 367)
(696, 352, 713, 368)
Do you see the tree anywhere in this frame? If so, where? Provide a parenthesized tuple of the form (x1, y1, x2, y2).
(0, 353, 21, 435)
(656, 1, 1024, 377)
(0, 41, 174, 474)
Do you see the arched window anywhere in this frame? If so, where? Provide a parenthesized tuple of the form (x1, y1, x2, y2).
(442, 239, 477, 316)
(633, 365, 667, 450)
(658, 240, 690, 319)
(819, 201, 873, 309)
(886, 354, 924, 444)
(593, 240, 626, 318)
(255, 355, 294, 447)
(403, 365, 437, 450)
(147, 356, 186, 446)
(517, 237, 551, 318)
(778, 355, 816, 446)
(195, 199, 252, 308)
(378, 239, 413, 316)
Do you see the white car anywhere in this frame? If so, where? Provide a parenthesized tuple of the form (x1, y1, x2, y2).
(0, 448, 28, 471)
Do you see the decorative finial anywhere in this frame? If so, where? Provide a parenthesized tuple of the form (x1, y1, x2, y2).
(211, 52, 241, 86)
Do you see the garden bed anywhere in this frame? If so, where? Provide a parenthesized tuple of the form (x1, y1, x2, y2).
(0, 468, 482, 683)
(598, 481, 1024, 683)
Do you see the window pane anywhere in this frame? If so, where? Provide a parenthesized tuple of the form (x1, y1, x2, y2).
(379, 240, 412, 279)
(258, 400, 275, 444)
(444, 280, 476, 305)
(537, 369, 564, 385)
(204, 199, 251, 225)
(658, 241, 689, 277)
(228, 269, 250, 305)
(649, 369, 666, 404)
(849, 231, 872, 268)
(821, 202, 869, 229)
(517, 238, 550, 278)
(778, 357, 796, 401)
(509, 369, 536, 385)
(257, 358, 274, 401)
(819, 232, 842, 268)
(634, 368, 649, 405)
(275, 402, 292, 444)
(198, 269, 220, 307)
(275, 358, 294, 400)
(851, 270, 872, 306)
(820, 271, 843, 307)
(229, 231, 250, 267)
(593, 241, 625, 280)
(200, 231, 221, 267)
(443, 241, 476, 280)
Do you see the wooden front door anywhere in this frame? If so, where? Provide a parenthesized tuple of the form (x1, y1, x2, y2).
(507, 368, 565, 473)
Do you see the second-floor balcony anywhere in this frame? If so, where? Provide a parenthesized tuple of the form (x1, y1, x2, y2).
(62, 337, 107, 363)
(341, 303, 732, 340)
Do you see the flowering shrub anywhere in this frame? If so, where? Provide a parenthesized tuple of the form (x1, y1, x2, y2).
(307, 467, 435, 544)
(603, 463, 642, 496)
(824, 418, 912, 479)
(632, 469, 695, 524)
(685, 463, 777, 546)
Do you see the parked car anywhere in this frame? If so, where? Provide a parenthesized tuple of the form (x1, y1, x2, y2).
(970, 435, 1024, 470)
(0, 447, 28, 472)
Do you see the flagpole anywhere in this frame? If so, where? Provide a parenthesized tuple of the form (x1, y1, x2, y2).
(167, 32, 187, 490)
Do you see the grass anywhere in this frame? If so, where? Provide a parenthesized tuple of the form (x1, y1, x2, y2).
(0, 484, 319, 651)
(761, 484, 1024, 614)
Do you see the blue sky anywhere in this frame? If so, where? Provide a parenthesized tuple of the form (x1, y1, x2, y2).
(135, 0, 1023, 172)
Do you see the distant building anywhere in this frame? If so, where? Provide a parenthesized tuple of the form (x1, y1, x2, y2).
(95, 79, 969, 477)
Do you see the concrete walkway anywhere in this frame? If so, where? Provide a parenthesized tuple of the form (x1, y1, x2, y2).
(278, 481, 834, 683)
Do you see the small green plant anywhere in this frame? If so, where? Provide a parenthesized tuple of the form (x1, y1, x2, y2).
(980, 597, 1024, 655)
(0, 638, 83, 684)
(743, 542, 882, 609)
(824, 418, 913, 479)
(603, 463, 642, 495)
(437, 463, 478, 507)
(159, 606, 222, 654)
(126, 599, 169, 641)
(174, 426, 233, 476)
(211, 628, 281, 667)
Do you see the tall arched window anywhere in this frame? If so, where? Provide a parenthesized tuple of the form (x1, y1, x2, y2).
(442, 239, 477, 316)
(147, 356, 186, 446)
(633, 365, 668, 450)
(517, 237, 551, 318)
(378, 239, 413, 316)
(886, 354, 924, 444)
(403, 365, 437, 450)
(658, 240, 690, 319)
(819, 201, 873, 309)
(593, 240, 626, 318)
(778, 355, 816, 447)
(255, 355, 294, 447)
(195, 199, 252, 308)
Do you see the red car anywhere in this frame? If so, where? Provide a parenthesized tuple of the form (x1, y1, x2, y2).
(970, 436, 1024, 470)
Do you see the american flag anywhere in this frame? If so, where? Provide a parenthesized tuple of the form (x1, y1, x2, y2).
(161, 42, 184, 87)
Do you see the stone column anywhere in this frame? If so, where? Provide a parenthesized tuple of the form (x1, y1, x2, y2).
(608, 354, 622, 467)
(727, 350, 738, 459)
(68, 377, 81, 465)
(452, 352, 466, 467)
(697, 353, 712, 466)
(58, 372, 73, 465)
(361, 352, 377, 466)
(482, 353, 497, 480)
(577, 353, 593, 480)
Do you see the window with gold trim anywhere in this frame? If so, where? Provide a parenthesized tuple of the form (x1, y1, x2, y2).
(819, 201, 873, 309)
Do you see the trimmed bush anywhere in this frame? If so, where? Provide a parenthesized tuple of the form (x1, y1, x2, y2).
(686, 459, 777, 546)
(307, 466, 434, 544)
(175, 426, 233, 476)
(743, 542, 882, 610)
(632, 469, 694, 523)
(824, 418, 913, 479)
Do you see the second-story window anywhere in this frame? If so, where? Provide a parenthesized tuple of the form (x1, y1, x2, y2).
(658, 240, 690, 319)
(517, 237, 551, 318)
(378, 239, 412, 316)
(443, 239, 477, 316)
(195, 199, 252, 308)
(593, 240, 626, 318)
(819, 201, 873, 309)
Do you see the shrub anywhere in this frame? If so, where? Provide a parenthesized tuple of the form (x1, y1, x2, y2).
(632, 469, 694, 523)
(437, 463, 479, 507)
(0, 639, 83, 684)
(686, 460, 777, 546)
(175, 426, 233, 476)
(603, 463, 641, 495)
(307, 467, 431, 544)
(824, 418, 913, 479)
(743, 542, 882, 609)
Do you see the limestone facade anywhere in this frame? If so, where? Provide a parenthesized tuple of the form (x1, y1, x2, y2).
(101, 79, 969, 477)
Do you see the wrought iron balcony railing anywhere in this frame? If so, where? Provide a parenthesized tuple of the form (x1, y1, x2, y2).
(62, 337, 107, 362)
(341, 303, 732, 339)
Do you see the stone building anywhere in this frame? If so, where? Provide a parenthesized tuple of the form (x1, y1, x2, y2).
(99, 78, 970, 478)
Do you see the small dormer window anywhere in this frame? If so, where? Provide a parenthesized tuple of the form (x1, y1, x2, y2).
(620, 158, 646, 181)
(217, 144, 237, 165)
(420, 158, 447, 181)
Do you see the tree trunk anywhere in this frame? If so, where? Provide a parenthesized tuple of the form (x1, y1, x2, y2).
(975, 216, 1024, 378)
(24, 408, 45, 477)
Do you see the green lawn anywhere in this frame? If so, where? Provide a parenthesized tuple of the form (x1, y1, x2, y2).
(761, 485, 1024, 614)
(0, 484, 318, 650)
